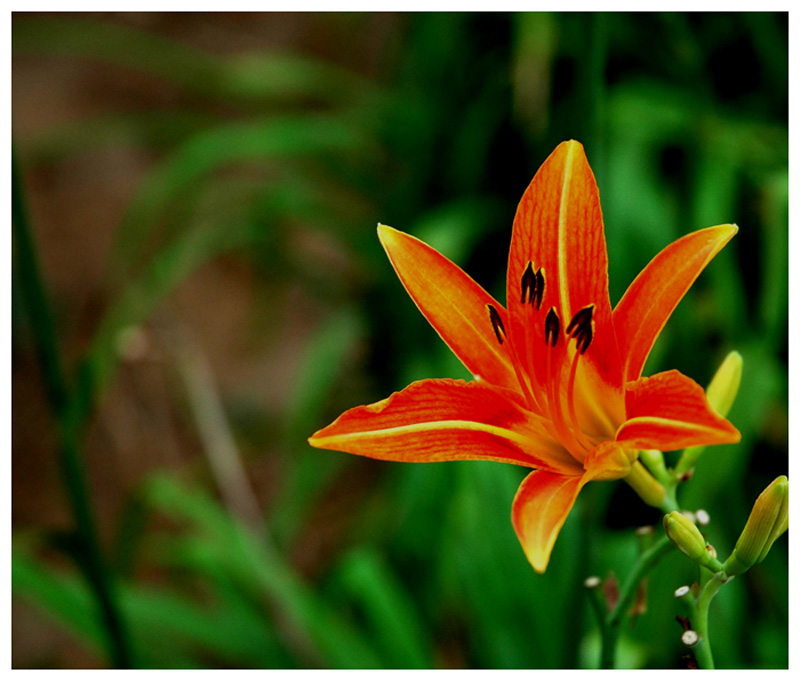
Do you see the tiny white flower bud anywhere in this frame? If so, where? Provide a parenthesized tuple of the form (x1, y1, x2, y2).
(695, 509, 710, 526)
(682, 630, 700, 647)
(674, 585, 691, 599)
(584, 576, 601, 589)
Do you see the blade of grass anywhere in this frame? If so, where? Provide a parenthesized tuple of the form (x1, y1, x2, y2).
(12, 148, 132, 667)
(13, 542, 288, 668)
(144, 474, 384, 668)
(13, 16, 374, 106)
(68, 218, 263, 434)
(334, 548, 433, 668)
(20, 111, 218, 164)
(115, 115, 376, 271)
(272, 306, 364, 543)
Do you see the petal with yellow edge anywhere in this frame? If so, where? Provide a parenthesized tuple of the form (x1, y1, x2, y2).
(511, 470, 585, 573)
(617, 370, 741, 451)
(613, 224, 738, 382)
(378, 224, 521, 393)
(511, 437, 641, 572)
(310, 378, 583, 475)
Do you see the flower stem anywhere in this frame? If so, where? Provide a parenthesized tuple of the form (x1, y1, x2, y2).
(625, 461, 677, 512)
(600, 534, 675, 668)
(689, 572, 726, 669)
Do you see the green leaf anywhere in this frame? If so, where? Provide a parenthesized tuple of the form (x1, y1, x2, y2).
(334, 547, 432, 668)
(142, 474, 383, 668)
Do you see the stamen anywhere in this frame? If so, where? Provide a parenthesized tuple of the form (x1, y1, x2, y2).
(545, 307, 560, 347)
(487, 304, 506, 344)
(534, 267, 545, 309)
(545, 333, 586, 461)
(486, 305, 549, 421)
(565, 348, 595, 452)
(518, 265, 547, 408)
(520, 262, 537, 305)
(566, 305, 595, 354)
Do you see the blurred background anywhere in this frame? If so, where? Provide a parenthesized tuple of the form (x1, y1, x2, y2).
(12, 12, 787, 669)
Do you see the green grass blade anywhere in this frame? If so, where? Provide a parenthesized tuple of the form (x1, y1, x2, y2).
(12, 149, 132, 668)
(144, 474, 383, 668)
(335, 548, 433, 668)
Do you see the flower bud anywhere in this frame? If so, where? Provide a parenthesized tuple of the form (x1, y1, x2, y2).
(664, 512, 724, 572)
(705, 351, 743, 418)
(724, 476, 788, 576)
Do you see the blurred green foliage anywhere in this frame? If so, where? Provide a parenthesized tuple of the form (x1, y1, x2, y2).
(12, 12, 787, 669)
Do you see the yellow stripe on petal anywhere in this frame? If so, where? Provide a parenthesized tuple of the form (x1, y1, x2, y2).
(614, 224, 738, 382)
(616, 416, 740, 452)
(619, 370, 740, 451)
(378, 224, 521, 393)
(507, 141, 623, 394)
(309, 378, 582, 474)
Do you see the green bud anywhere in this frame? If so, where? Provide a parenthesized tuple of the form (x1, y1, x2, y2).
(675, 352, 743, 478)
(705, 351, 743, 418)
(664, 511, 724, 572)
(725, 476, 788, 576)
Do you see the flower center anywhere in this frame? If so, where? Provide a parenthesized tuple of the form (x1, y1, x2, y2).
(487, 262, 602, 462)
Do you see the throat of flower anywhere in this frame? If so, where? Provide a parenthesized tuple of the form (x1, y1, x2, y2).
(543, 304, 598, 461)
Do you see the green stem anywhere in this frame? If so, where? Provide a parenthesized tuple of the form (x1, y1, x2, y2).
(12, 149, 132, 668)
(625, 461, 678, 512)
(691, 573, 726, 669)
(600, 535, 675, 668)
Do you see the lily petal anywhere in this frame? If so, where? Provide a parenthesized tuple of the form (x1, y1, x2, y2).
(310, 378, 582, 474)
(613, 224, 738, 382)
(378, 224, 520, 392)
(507, 140, 622, 390)
(511, 470, 585, 573)
(511, 436, 640, 573)
(617, 370, 741, 451)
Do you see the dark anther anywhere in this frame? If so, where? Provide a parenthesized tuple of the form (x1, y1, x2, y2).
(520, 263, 544, 310)
(534, 268, 545, 309)
(487, 304, 506, 345)
(520, 262, 536, 305)
(544, 307, 560, 347)
(566, 305, 594, 354)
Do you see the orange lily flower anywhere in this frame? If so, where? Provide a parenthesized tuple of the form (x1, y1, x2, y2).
(309, 140, 740, 572)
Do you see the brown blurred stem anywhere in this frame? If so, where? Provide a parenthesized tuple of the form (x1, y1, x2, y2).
(12, 147, 132, 668)
(165, 321, 265, 534)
